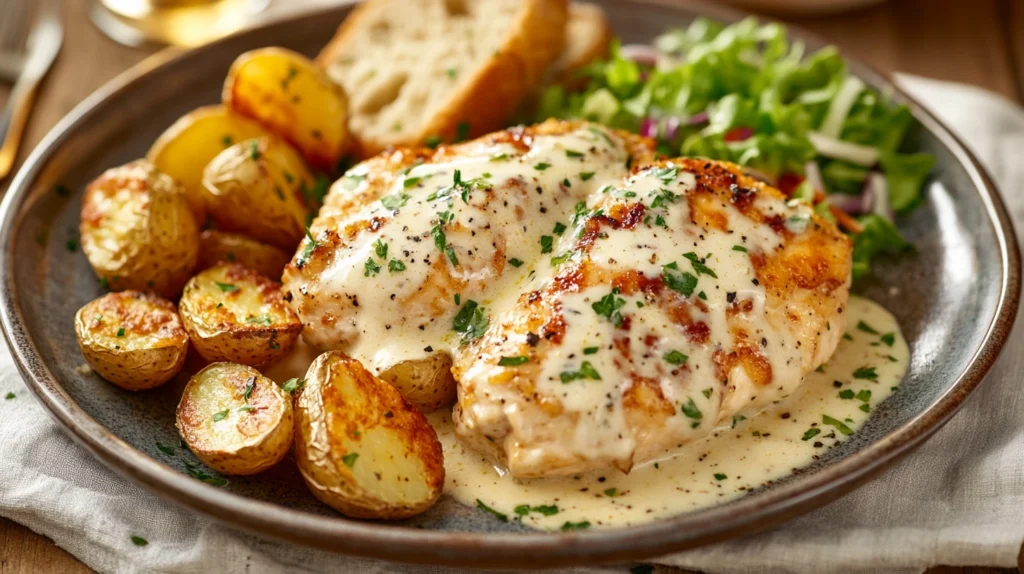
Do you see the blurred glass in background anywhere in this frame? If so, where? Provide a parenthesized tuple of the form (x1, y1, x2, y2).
(91, 0, 271, 47)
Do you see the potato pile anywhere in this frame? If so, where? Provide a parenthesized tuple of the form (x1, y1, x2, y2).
(72, 49, 444, 520)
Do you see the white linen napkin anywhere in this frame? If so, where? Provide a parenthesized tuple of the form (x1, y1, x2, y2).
(1, 75, 1022, 574)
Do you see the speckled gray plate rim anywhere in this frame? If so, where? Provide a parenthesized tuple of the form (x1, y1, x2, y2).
(0, 0, 1019, 569)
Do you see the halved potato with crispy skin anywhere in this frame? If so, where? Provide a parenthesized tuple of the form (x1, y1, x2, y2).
(146, 105, 269, 220)
(197, 230, 291, 280)
(176, 362, 293, 475)
(202, 136, 317, 249)
(223, 48, 351, 171)
(295, 351, 444, 519)
(377, 353, 456, 413)
(80, 159, 200, 298)
(179, 263, 301, 366)
(74, 291, 188, 390)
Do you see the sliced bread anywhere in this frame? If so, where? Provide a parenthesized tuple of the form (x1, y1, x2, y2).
(318, 0, 569, 157)
(546, 2, 613, 85)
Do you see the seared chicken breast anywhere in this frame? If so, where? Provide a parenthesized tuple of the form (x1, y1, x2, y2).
(283, 120, 852, 478)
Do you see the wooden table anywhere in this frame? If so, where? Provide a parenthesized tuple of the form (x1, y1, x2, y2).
(1, 0, 1022, 572)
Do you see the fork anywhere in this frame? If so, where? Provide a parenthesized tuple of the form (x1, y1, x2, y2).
(0, 0, 63, 181)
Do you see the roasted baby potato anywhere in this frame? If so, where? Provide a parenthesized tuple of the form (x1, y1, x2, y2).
(176, 362, 293, 475)
(202, 136, 317, 249)
(197, 230, 291, 280)
(80, 159, 200, 298)
(146, 105, 269, 220)
(179, 263, 301, 366)
(74, 291, 188, 391)
(223, 48, 351, 171)
(294, 351, 445, 519)
(377, 353, 457, 413)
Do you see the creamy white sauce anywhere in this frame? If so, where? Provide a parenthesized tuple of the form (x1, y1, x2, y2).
(431, 296, 908, 529)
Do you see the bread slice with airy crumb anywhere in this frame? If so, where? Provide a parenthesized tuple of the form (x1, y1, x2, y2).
(318, 0, 568, 157)
(546, 2, 613, 86)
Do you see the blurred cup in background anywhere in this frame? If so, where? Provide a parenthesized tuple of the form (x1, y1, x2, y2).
(91, 0, 271, 47)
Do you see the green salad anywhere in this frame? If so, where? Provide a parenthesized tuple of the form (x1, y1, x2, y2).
(533, 17, 934, 278)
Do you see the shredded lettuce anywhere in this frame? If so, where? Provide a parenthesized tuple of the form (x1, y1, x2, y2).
(530, 17, 932, 278)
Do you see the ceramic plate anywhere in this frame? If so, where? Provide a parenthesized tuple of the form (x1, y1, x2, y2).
(0, 0, 1018, 568)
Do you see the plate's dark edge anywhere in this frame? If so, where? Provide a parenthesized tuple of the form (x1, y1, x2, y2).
(0, 0, 1019, 569)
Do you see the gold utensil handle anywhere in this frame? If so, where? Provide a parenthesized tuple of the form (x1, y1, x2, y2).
(0, 82, 40, 180)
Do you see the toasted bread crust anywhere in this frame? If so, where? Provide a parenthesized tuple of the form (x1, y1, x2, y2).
(318, 0, 569, 158)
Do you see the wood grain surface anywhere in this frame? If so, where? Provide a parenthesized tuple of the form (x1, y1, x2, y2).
(0, 0, 1022, 572)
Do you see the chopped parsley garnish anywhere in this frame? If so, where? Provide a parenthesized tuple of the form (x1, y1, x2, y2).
(456, 122, 470, 142)
(839, 389, 855, 399)
(498, 356, 529, 366)
(579, 171, 595, 181)
(571, 200, 591, 224)
(297, 227, 318, 268)
(534, 162, 552, 171)
(563, 178, 571, 188)
(130, 536, 148, 547)
(388, 259, 406, 273)
(565, 149, 584, 158)
(222, 135, 233, 147)
(215, 282, 238, 293)
(561, 521, 591, 531)
(243, 377, 255, 402)
(732, 245, 748, 253)
(445, 67, 457, 80)
(583, 346, 599, 355)
(490, 152, 510, 162)
(653, 166, 678, 184)
(278, 379, 304, 395)
(654, 215, 667, 228)
(380, 192, 410, 210)
(249, 140, 260, 160)
(212, 409, 229, 422)
(373, 238, 388, 259)
(476, 499, 507, 522)
(183, 461, 227, 486)
(702, 388, 713, 399)
(649, 188, 679, 209)
(663, 350, 688, 365)
(341, 452, 359, 468)
(560, 361, 601, 383)
(714, 473, 727, 481)
(116, 327, 126, 337)
(732, 415, 746, 428)
(553, 222, 567, 235)
(855, 389, 872, 402)
(403, 176, 422, 188)
(856, 321, 879, 334)
(453, 300, 488, 343)
(508, 258, 524, 268)
(588, 126, 616, 146)
(681, 398, 702, 425)
(604, 488, 618, 497)
(822, 414, 854, 436)
(431, 216, 459, 266)
(338, 173, 364, 191)
(662, 262, 698, 297)
(881, 332, 896, 346)
(853, 366, 878, 380)
(425, 135, 443, 148)
(245, 316, 273, 325)
(550, 250, 574, 266)
(860, 404, 871, 413)
(364, 258, 381, 276)
(591, 290, 626, 326)
(683, 252, 718, 278)
(802, 428, 821, 441)
(515, 504, 560, 517)
(540, 235, 554, 254)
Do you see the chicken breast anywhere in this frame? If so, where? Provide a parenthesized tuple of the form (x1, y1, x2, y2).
(282, 120, 852, 478)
